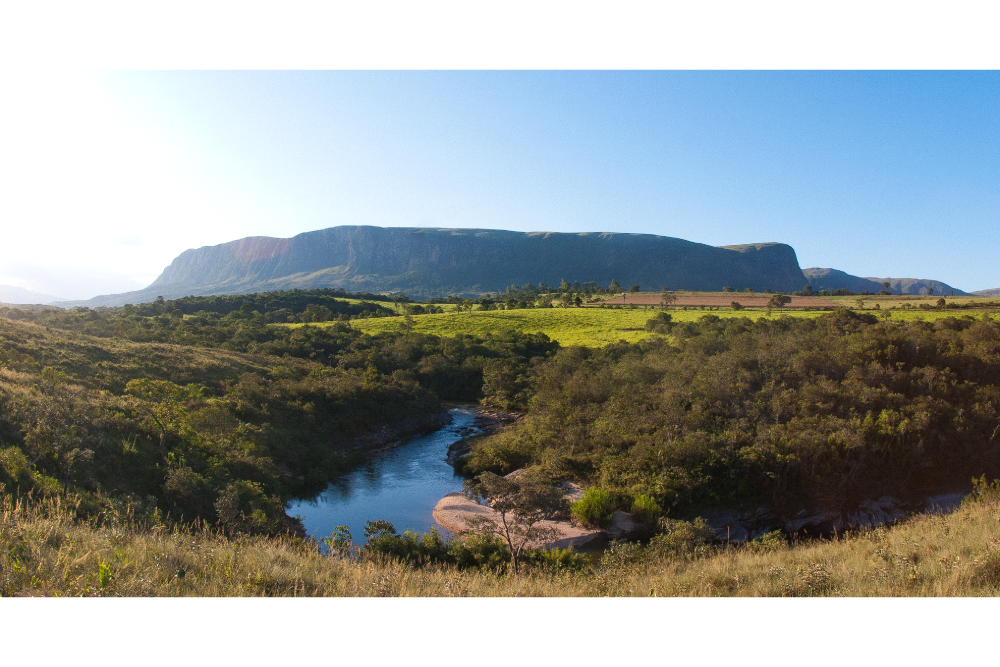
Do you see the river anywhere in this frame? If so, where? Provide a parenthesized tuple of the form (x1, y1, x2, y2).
(286, 407, 480, 543)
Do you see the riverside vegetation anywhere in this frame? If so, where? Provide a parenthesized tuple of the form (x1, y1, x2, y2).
(0, 290, 558, 538)
(460, 309, 1000, 526)
(2, 289, 1000, 596)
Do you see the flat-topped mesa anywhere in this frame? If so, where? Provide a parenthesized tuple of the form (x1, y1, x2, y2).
(79, 226, 809, 307)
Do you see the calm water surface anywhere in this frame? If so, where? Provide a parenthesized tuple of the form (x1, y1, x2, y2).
(286, 407, 480, 542)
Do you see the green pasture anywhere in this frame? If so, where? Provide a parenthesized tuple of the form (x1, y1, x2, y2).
(293, 306, 824, 347)
(287, 294, 999, 347)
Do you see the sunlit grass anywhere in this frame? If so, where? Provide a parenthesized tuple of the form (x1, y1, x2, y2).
(345, 309, 662, 346)
(6, 492, 1000, 596)
(283, 298, 999, 348)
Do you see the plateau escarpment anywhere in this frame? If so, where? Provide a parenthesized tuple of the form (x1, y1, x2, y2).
(803, 268, 969, 296)
(79, 226, 808, 306)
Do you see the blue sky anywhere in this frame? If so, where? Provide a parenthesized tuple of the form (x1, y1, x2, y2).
(2, 70, 998, 299)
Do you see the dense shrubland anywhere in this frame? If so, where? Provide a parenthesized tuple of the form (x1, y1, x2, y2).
(464, 309, 1000, 523)
(0, 301, 557, 536)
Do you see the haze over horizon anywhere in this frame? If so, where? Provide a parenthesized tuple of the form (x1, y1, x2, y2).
(2, 71, 998, 300)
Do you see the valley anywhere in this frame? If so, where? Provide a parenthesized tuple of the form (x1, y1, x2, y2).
(3, 284, 1000, 595)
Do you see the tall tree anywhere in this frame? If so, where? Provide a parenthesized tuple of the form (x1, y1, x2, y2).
(463, 472, 566, 574)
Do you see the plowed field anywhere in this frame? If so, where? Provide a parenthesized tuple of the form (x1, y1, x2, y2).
(592, 294, 841, 308)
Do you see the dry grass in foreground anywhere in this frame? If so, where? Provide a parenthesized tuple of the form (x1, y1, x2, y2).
(3, 492, 1000, 597)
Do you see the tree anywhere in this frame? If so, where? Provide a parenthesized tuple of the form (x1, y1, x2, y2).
(723, 286, 733, 293)
(766, 294, 791, 316)
(660, 291, 677, 310)
(882, 281, 891, 292)
(608, 279, 622, 293)
(629, 284, 640, 294)
(481, 360, 527, 410)
(573, 295, 583, 307)
(123, 378, 205, 463)
(463, 472, 567, 574)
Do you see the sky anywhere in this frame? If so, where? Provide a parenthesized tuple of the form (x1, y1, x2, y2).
(1, 70, 998, 300)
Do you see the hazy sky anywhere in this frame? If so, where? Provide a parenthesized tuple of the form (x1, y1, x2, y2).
(2, 70, 998, 300)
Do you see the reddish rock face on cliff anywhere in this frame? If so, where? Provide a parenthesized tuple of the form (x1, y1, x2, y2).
(80, 225, 810, 306)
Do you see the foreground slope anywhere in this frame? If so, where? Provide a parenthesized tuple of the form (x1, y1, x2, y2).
(78, 226, 807, 306)
(5, 488, 1000, 596)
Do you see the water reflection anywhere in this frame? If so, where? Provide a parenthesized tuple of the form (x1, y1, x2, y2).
(287, 407, 480, 542)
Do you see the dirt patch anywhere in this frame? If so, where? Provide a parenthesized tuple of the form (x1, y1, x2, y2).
(591, 294, 841, 308)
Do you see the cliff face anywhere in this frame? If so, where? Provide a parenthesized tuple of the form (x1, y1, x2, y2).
(82, 226, 809, 306)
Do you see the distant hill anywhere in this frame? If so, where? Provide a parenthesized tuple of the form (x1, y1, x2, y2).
(803, 268, 969, 296)
(74, 226, 808, 307)
(971, 288, 1000, 297)
(0, 284, 64, 305)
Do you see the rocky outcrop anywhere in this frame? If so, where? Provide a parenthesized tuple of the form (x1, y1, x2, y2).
(432, 492, 607, 550)
(432, 466, 651, 550)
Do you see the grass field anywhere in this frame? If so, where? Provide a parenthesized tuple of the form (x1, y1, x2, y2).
(6, 489, 1000, 596)
(593, 292, 842, 308)
(336, 308, 665, 346)
(293, 307, 829, 347)
(286, 294, 1000, 348)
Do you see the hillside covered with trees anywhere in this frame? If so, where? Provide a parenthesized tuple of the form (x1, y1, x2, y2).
(0, 291, 558, 537)
(462, 309, 1000, 528)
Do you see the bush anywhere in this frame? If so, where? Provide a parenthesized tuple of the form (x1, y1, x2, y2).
(522, 546, 588, 572)
(449, 533, 510, 571)
(649, 517, 714, 557)
(630, 493, 662, 524)
(644, 312, 673, 332)
(963, 474, 1000, 508)
(571, 488, 615, 528)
